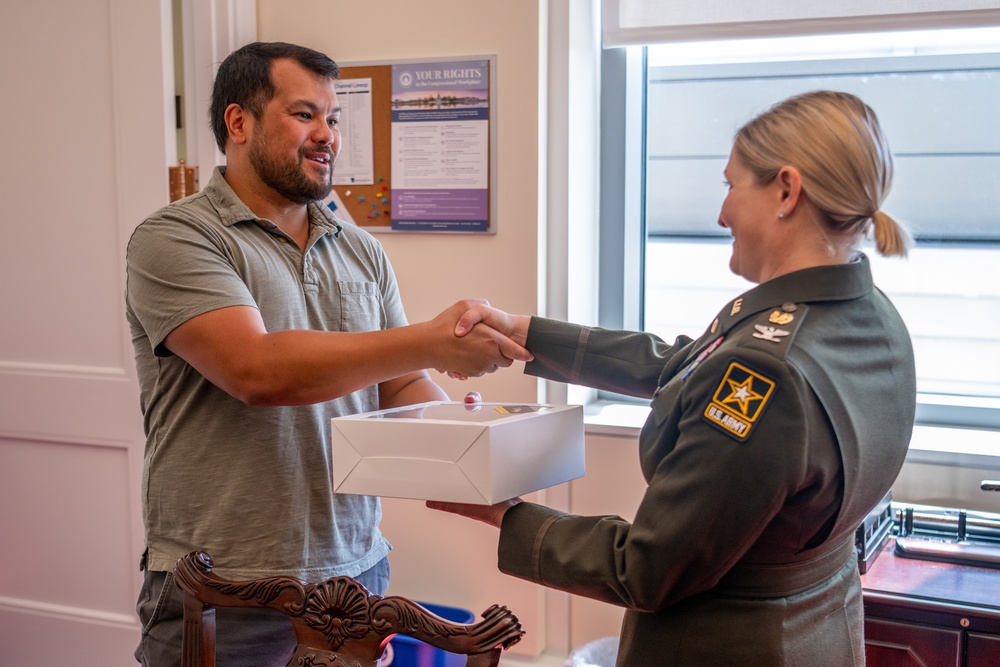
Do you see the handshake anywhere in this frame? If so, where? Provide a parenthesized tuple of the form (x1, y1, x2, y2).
(424, 299, 533, 380)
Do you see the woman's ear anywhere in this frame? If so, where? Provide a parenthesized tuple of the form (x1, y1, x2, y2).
(776, 165, 803, 217)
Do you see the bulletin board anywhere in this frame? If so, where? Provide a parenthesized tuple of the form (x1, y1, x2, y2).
(326, 55, 497, 234)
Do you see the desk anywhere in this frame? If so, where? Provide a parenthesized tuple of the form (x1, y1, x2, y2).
(861, 538, 1000, 666)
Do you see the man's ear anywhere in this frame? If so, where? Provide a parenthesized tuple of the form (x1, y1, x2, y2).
(224, 103, 250, 147)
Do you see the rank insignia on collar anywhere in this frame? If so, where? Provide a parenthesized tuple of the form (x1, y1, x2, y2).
(768, 310, 794, 325)
(703, 361, 777, 441)
(752, 324, 791, 342)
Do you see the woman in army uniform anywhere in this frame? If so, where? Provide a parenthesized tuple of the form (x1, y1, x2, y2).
(431, 90, 916, 666)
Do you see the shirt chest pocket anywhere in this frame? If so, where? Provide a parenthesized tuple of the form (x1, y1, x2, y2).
(338, 281, 383, 332)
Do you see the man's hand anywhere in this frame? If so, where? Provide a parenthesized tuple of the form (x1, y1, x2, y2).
(427, 300, 532, 379)
(436, 302, 533, 380)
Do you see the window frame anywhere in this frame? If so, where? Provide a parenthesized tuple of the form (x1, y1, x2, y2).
(596, 42, 1000, 446)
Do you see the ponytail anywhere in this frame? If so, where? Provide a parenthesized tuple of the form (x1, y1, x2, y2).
(871, 210, 912, 258)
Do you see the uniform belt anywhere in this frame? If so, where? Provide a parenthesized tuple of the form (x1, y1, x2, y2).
(713, 537, 856, 598)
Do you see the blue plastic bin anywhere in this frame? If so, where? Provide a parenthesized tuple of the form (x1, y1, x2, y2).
(382, 601, 475, 667)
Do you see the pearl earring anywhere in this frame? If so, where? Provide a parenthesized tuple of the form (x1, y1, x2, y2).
(777, 211, 785, 219)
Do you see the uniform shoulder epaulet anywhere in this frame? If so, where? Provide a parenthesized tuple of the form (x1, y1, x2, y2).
(736, 302, 809, 358)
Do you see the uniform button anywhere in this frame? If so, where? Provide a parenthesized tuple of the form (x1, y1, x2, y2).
(278, 237, 287, 243)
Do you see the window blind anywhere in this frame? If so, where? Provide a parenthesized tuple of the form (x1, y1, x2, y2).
(602, 0, 1000, 47)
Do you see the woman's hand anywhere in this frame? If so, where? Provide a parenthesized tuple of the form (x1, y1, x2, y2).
(426, 498, 523, 529)
(426, 391, 523, 525)
(454, 304, 531, 347)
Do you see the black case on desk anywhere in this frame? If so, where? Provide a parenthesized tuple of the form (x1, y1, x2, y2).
(855, 489, 894, 574)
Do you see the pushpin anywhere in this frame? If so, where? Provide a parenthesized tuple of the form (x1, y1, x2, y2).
(464, 391, 482, 412)
(358, 196, 365, 202)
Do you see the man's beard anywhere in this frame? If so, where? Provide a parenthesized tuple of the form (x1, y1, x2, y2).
(248, 130, 333, 205)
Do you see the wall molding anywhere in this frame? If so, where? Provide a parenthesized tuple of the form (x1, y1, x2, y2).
(0, 430, 133, 449)
(0, 361, 127, 379)
(0, 596, 138, 631)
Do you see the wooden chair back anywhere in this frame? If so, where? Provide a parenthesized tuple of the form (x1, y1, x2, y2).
(173, 550, 524, 667)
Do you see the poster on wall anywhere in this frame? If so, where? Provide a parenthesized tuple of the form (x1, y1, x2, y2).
(329, 56, 496, 234)
(389, 60, 490, 232)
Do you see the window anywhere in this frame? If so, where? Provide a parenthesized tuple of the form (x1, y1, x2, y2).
(598, 27, 1000, 436)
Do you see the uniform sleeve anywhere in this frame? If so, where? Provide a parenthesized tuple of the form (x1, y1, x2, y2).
(524, 317, 694, 399)
(498, 348, 813, 611)
(126, 213, 258, 356)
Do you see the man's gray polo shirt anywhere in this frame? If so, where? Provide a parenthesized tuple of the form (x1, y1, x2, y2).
(126, 167, 401, 579)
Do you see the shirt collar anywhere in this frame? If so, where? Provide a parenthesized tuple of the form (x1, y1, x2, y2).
(203, 166, 343, 237)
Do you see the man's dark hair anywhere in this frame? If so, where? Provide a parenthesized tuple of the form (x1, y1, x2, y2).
(209, 41, 340, 153)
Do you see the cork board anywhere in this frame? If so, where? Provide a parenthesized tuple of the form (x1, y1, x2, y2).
(330, 56, 496, 233)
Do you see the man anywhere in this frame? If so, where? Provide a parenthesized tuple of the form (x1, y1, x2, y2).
(126, 41, 527, 666)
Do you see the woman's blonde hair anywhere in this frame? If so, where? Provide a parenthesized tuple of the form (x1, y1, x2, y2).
(733, 90, 911, 257)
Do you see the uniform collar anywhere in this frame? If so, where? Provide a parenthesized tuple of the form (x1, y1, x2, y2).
(698, 255, 874, 345)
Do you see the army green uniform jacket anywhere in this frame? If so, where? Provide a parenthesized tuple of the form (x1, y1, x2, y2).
(498, 256, 915, 665)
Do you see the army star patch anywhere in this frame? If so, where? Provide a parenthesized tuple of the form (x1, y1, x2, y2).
(703, 361, 777, 441)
